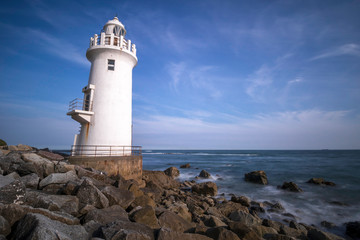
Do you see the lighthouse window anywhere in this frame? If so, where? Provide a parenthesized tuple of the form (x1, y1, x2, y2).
(108, 59, 115, 71)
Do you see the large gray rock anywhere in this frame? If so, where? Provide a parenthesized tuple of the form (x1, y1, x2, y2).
(39, 170, 78, 189)
(16, 144, 33, 151)
(129, 205, 159, 229)
(229, 210, 262, 226)
(158, 210, 194, 233)
(75, 166, 115, 186)
(164, 167, 180, 178)
(216, 201, 249, 217)
(101, 219, 154, 240)
(131, 194, 156, 209)
(158, 227, 212, 240)
(76, 177, 109, 209)
(100, 185, 134, 209)
(84, 205, 128, 225)
(21, 153, 55, 178)
(206, 227, 241, 240)
(228, 221, 262, 240)
(192, 181, 218, 196)
(307, 227, 344, 240)
(307, 178, 335, 186)
(279, 182, 303, 192)
(12, 213, 87, 240)
(20, 173, 40, 189)
(231, 195, 251, 207)
(25, 190, 79, 216)
(167, 202, 192, 222)
(0, 174, 26, 204)
(202, 215, 227, 227)
(37, 150, 64, 161)
(142, 170, 180, 189)
(198, 170, 211, 178)
(245, 170, 268, 185)
(0, 152, 24, 174)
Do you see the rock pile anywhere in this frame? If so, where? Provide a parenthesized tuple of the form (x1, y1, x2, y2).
(0, 145, 349, 240)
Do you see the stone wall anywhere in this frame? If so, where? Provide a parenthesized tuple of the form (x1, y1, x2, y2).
(68, 156, 142, 182)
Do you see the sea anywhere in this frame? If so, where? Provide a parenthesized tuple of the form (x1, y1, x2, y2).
(142, 150, 360, 235)
(57, 149, 360, 235)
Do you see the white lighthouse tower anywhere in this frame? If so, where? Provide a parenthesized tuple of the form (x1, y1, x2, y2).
(67, 17, 139, 157)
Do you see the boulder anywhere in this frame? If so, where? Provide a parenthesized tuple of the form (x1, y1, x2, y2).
(231, 195, 251, 207)
(245, 171, 268, 185)
(142, 170, 180, 189)
(25, 190, 79, 216)
(39, 170, 78, 189)
(279, 225, 307, 239)
(75, 165, 115, 186)
(129, 205, 159, 229)
(19, 172, 40, 189)
(263, 233, 294, 240)
(76, 177, 109, 209)
(158, 210, 194, 232)
(164, 166, 180, 178)
(21, 153, 55, 178)
(278, 182, 303, 192)
(228, 221, 261, 240)
(307, 227, 344, 240)
(199, 170, 211, 178)
(100, 219, 154, 240)
(158, 227, 212, 240)
(229, 210, 262, 226)
(84, 205, 128, 225)
(0, 152, 24, 174)
(61, 180, 82, 195)
(262, 219, 283, 232)
(8, 145, 18, 151)
(37, 150, 64, 161)
(346, 221, 360, 238)
(100, 185, 135, 209)
(202, 215, 227, 227)
(180, 163, 191, 168)
(251, 225, 278, 238)
(206, 227, 241, 240)
(307, 178, 335, 186)
(192, 182, 218, 196)
(0, 216, 11, 236)
(0, 174, 26, 204)
(16, 144, 33, 151)
(12, 213, 87, 240)
(167, 202, 192, 222)
(131, 194, 156, 209)
(216, 201, 249, 217)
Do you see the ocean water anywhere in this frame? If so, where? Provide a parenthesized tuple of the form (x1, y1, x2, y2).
(143, 150, 360, 233)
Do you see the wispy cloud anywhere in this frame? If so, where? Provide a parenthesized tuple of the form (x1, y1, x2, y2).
(134, 109, 360, 149)
(167, 62, 222, 99)
(27, 29, 89, 67)
(310, 43, 360, 61)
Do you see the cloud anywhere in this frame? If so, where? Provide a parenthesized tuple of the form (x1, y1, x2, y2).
(133, 109, 360, 149)
(310, 43, 360, 61)
(287, 77, 303, 85)
(167, 62, 222, 99)
(245, 64, 273, 100)
(27, 29, 89, 67)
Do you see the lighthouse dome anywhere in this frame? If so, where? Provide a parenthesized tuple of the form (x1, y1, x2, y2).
(103, 17, 126, 37)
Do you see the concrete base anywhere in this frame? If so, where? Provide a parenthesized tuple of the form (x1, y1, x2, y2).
(69, 155, 142, 182)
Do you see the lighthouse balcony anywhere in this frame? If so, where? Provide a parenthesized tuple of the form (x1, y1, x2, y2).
(67, 98, 94, 124)
(88, 32, 137, 58)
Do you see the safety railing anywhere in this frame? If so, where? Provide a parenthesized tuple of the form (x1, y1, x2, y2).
(68, 98, 93, 112)
(70, 145, 142, 157)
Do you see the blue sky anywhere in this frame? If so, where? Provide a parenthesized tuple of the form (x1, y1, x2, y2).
(0, 0, 359, 149)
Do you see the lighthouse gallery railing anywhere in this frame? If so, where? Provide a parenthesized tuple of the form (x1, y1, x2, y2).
(71, 145, 142, 157)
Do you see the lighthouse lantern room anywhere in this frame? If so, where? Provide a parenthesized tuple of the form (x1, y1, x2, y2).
(67, 17, 140, 157)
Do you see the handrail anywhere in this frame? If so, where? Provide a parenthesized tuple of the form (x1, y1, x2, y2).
(68, 98, 93, 112)
(71, 145, 142, 157)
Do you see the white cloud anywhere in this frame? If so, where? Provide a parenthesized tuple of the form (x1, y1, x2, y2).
(27, 29, 89, 67)
(310, 43, 360, 61)
(133, 109, 360, 149)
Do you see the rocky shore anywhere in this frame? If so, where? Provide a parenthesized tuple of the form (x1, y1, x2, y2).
(1, 144, 359, 240)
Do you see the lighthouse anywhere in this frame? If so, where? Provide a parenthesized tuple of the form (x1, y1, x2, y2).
(67, 17, 142, 180)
